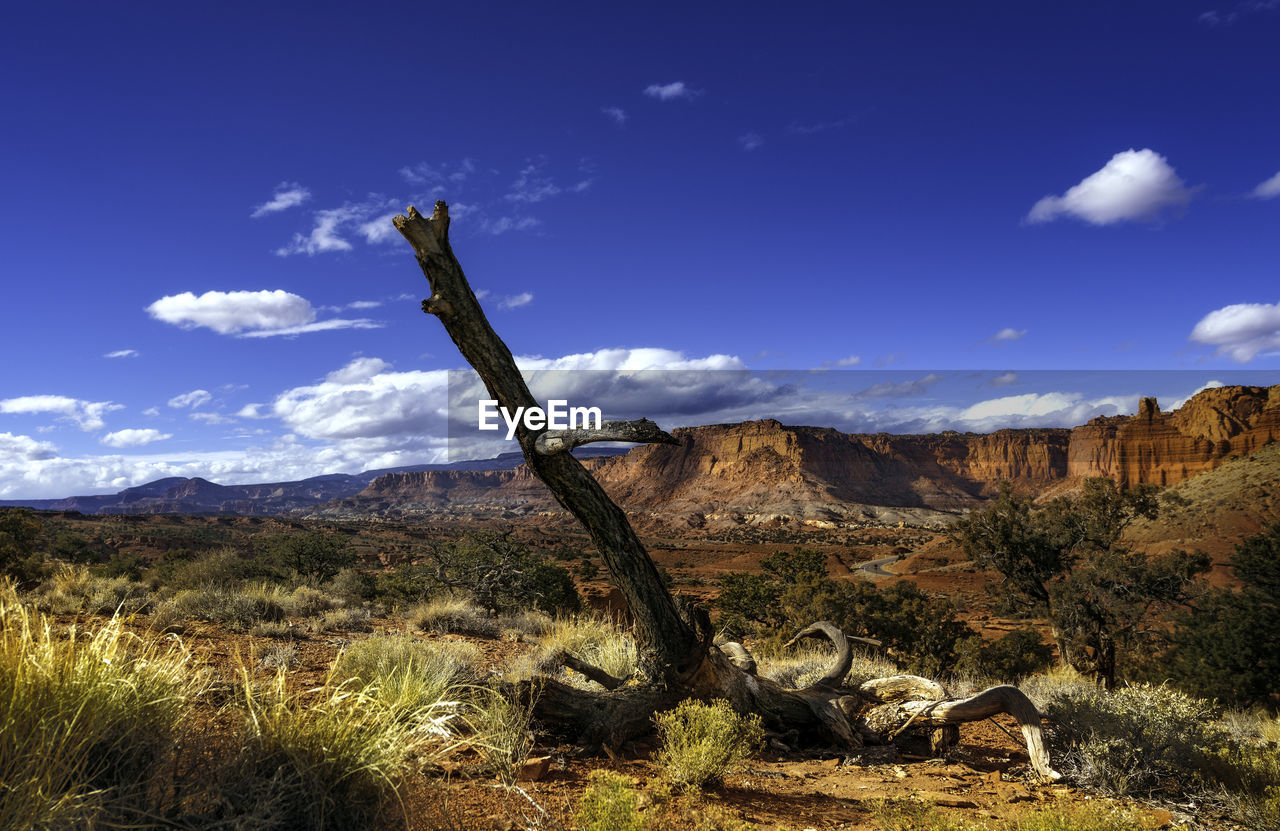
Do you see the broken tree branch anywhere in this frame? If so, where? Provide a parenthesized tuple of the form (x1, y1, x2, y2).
(535, 418, 680, 456)
(394, 202, 698, 679)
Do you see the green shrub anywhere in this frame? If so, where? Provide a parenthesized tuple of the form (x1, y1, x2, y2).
(164, 547, 279, 591)
(654, 699, 763, 789)
(281, 585, 341, 618)
(1042, 682, 1229, 797)
(260, 530, 357, 582)
(955, 628, 1054, 683)
(0, 509, 40, 580)
(575, 770, 646, 831)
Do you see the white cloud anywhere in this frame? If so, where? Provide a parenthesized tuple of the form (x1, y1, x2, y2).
(101, 428, 171, 448)
(788, 117, 856, 135)
(275, 206, 358, 256)
(739, 132, 764, 151)
(103, 349, 138, 359)
(189, 412, 234, 425)
(268, 358, 450, 443)
(499, 292, 533, 310)
(399, 159, 476, 186)
(0, 431, 58, 462)
(1190, 301, 1280, 362)
(1027, 148, 1192, 225)
(480, 216, 541, 235)
(835, 355, 862, 367)
(989, 327, 1027, 343)
(251, 182, 311, 218)
(989, 372, 1020, 387)
(852, 374, 944, 400)
(0, 395, 122, 431)
(506, 160, 561, 204)
(168, 389, 212, 409)
(358, 211, 402, 244)
(147, 289, 380, 338)
(602, 106, 628, 125)
(1252, 171, 1280, 199)
(644, 81, 697, 101)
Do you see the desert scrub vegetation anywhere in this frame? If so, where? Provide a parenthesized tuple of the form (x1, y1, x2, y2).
(0, 583, 205, 829)
(164, 583, 287, 630)
(514, 613, 640, 688)
(333, 634, 482, 716)
(230, 665, 457, 830)
(756, 642, 899, 689)
(653, 698, 764, 789)
(715, 548, 970, 676)
(408, 594, 501, 637)
(1035, 680, 1280, 829)
(34, 563, 151, 615)
(575, 770, 647, 831)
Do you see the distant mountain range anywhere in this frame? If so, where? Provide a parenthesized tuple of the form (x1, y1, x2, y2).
(6, 385, 1278, 525)
(0, 448, 627, 516)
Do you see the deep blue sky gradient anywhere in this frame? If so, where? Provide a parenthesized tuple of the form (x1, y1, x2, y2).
(2, 1, 1278, 496)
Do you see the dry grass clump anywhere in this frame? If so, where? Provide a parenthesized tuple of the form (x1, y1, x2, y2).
(869, 796, 1157, 830)
(653, 699, 764, 790)
(165, 584, 287, 631)
(408, 595, 499, 638)
(756, 644, 900, 690)
(334, 635, 481, 715)
(514, 614, 639, 688)
(575, 770, 647, 831)
(35, 563, 151, 615)
(281, 584, 342, 618)
(0, 583, 204, 828)
(309, 606, 373, 633)
(229, 666, 455, 830)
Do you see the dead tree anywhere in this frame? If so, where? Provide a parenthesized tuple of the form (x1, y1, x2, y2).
(394, 202, 1060, 782)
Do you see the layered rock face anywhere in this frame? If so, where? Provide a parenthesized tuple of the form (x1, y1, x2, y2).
(1068, 386, 1280, 486)
(344, 384, 1280, 518)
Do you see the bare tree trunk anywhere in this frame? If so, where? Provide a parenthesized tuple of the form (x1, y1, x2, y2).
(394, 202, 1060, 781)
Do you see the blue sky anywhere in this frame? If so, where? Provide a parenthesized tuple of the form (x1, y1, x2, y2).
(3, 1, 1280, 497)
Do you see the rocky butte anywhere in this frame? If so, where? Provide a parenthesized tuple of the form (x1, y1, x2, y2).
(329, 384, 1280, 526)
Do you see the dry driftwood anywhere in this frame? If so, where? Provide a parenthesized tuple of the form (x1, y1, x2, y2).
(394, 201, 1060, 782)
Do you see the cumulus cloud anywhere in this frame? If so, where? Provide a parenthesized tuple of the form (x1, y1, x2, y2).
(1027, 149, 1192, 225)
(602, 106, 628, 125)
(499, 292, 533, 310)
(0, 396, 122, 431)
(988, 372, 1020, 388)
(644, 81, 698, 101)
(265, 358, 451, 444)
(103, 349, 138, 359)
(738, 132, 764, 151)
(1190, 301, 1280, 362)
(168, 390, 212, 409)
(1252, 171, 1280, 199)
(251, 182, 311, 218)
(101, 428, 171, 448)
(835, 355, 862, 367)
(147, 290, 380, 338)
(988, 327, 1027, 343)
(955, 392, 1134, 431)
